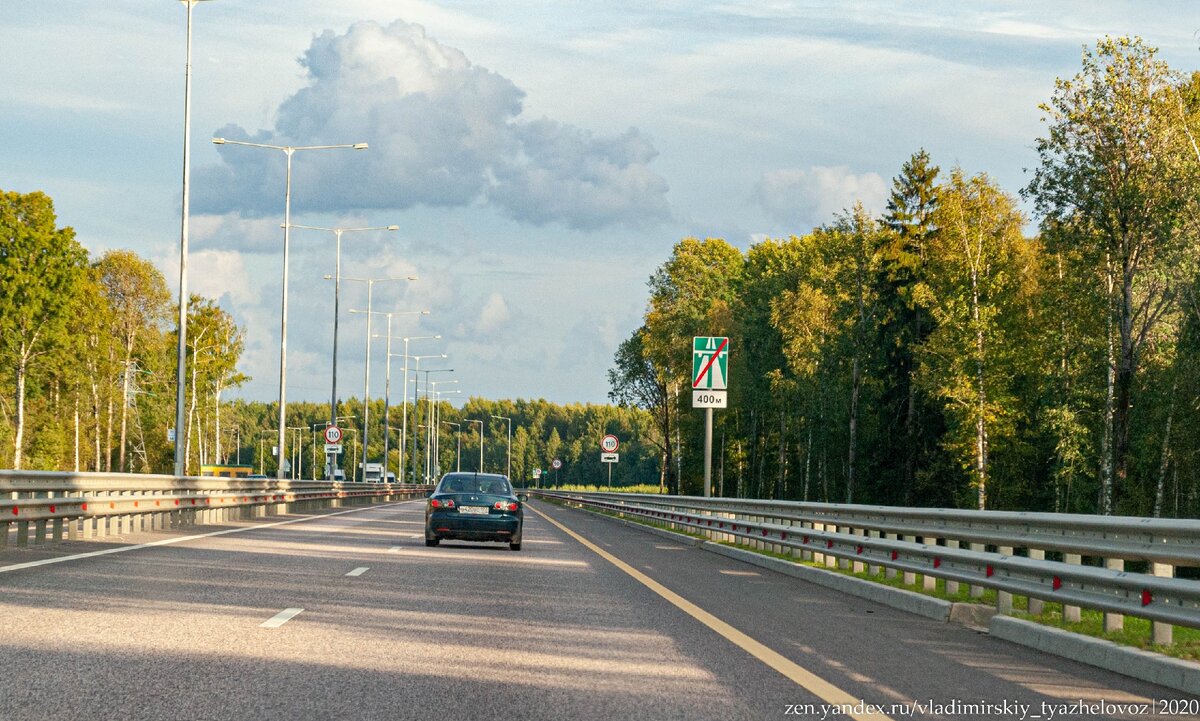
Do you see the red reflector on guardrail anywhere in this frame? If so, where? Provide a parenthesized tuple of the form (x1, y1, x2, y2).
(173, 500, 179, 506)
(826, 540, 834, 549)
(986, 565, 995, 578)
(81, 503, 87, 511)
(110, 502, 116, 509)
(49, 505, 56, 513)
(761, 529, 769, 537)
(933, 557, 941, 568)
(890, 550, 898, 561)
(9, 507, 17, 516)
(781, 532, 788, 541)
(1053, 576, 1062, 590)
(1142, 589, 1152, 606)
(856, 545, 863, 555)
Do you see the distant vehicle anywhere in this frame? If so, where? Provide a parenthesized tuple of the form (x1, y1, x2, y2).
(247, 474, 268, 479)
(331, 469, 346, 482)
(359, 462, 384, 482)
(425, 472, 525, 551)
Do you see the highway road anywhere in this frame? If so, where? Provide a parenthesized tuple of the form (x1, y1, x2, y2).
(0, 499, 1194, 720)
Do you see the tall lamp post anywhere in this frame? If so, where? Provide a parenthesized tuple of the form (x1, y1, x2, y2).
(211, 136, 368, 479)
(490, 415, 512, 480)
(361, 311, 430, 481)
(466, 419, 484, 473)
(431, 387, 461, 476)
(403, 354, 446, 482)
(421, 369, 454, 480)
(381, 336, 440, 484)
(291, 224, 399, 479)
(344, 278, 417, 478)
(172, 0, 216, 477)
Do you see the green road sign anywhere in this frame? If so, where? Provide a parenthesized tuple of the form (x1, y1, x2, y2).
(692, 336, 729, 390)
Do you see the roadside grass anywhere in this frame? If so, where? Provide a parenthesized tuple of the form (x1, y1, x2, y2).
(540, 495, 1200, 662)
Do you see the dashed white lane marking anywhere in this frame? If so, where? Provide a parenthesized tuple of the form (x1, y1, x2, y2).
(388, 546, 403, 553)
(346, 566, 369, 577)
(720, 569, 761, 577)
(654, 545, 687, 551)
(408, 534, 423, 539)
(261, 608, 304, 629)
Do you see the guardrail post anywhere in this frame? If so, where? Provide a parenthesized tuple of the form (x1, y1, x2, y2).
(922, 537, 938, 591)
(1063, 553, 1081, 622)
(945, 540, 960, 594)
(968, 543, 984, 597)
(1152, 562, 1173, 645)
(867, 530, 880, 576)
(801, 520, 812, 561)
(16, 518, 29, 547)
(853, 528, 866, 574)
(0, 522, 8, 549)
(884, 533, 898, 579)
(902, 535, 916, 585)
(1104, 558, 1124, 632)
(996, 546, 1014, 614)
(34, 491, 47, 544)
(1027, 549, 1045, 614)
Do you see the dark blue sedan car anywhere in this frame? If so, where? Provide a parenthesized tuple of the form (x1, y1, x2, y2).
(425, 472, 525, 551)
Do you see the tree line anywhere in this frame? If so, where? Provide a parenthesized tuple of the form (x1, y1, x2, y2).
(609, 38, 1200, 516)
(0, 191, 245, 474)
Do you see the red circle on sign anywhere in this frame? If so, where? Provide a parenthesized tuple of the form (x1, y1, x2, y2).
(324, 425, 342, 444)
(601, 434, 619, 453)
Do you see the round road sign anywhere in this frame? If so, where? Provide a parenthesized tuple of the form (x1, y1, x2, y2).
(601, 434, 619, 453)
(324, 425, 343, 444)
(551, 458, 563, 470)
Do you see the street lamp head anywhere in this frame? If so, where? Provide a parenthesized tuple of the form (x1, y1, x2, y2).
(353, 143, 369, 150)
(212, 137, 226, 144)
(323, 274, 333, 280)
(387, 225, 400, 231)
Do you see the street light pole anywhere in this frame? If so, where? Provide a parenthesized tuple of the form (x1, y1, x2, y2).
(344, 278, 415, 480)
(422, 370, 454, 479)
(491, 414, 512, 479)
(291, 224, 398, 479)
(212, 137, 368, 479)
(173, 0, 214, 477)
(466, 419, 484, 472)
(374, 329, 436, 483)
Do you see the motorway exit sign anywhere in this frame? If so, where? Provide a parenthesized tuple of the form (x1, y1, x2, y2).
(693, 337, 729, 408)
(692, 337, 729, 390)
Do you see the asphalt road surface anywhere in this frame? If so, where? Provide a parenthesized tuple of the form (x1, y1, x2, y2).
(0, 499, 1195, 721)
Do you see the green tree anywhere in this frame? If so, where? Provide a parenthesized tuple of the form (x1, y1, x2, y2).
(0, 190, 88, 468)
(95, 250, 170, 471)
(917, 170, 1033, 509)
(1027, 37, 1200, 513)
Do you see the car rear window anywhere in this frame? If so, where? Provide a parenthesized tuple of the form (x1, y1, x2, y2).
(439, 477, 512, 495)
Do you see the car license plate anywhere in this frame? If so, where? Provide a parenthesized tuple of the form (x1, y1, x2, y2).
(458, 506, 489, 515)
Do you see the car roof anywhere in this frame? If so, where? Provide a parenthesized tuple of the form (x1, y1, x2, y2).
(440, 472, 509, 482)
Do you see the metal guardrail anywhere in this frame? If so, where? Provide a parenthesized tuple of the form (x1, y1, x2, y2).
(535, 490, 1200, 641)
(0, 470, 432, 549)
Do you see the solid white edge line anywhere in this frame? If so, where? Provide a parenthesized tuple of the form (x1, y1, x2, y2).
(261, 607, 304, 629)
(0, 500, 420, 574)
(346, 566, 369, 577)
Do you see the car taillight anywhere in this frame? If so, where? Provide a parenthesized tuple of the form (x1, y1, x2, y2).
(493, 501, 518, 512)
(430, 498, 455, 509)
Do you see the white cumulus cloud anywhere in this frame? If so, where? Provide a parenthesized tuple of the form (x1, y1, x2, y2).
(195, 19, 670, 231)
(755, 165, 887, 229)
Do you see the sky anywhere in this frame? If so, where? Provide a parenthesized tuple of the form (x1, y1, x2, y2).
(3, 2, 1199, 407)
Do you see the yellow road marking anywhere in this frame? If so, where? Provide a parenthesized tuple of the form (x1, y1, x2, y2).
(529, 504, 892, 721)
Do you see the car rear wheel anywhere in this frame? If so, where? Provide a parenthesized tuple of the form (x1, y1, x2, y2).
(425, 537, 440, 547)
(509, 541, 521, 551)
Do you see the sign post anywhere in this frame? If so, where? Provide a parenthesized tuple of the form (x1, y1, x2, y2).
(692, 336, 729, 498)
(551, 458, 562, 486)
(323, 425, 343, 482)
(600, 435, 619, 490)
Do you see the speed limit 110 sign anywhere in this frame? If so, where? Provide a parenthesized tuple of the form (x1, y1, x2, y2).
(601, 434, 619, 453)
